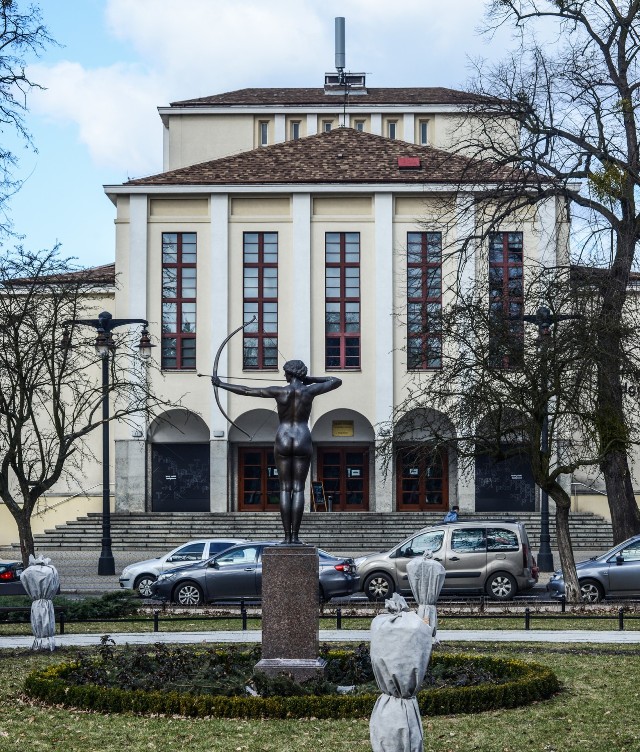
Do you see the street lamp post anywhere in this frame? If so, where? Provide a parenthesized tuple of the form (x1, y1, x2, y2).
(522, 305, 580, 573)
(62, 311, 154, 575)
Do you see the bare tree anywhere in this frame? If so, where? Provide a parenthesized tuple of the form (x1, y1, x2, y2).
(0, 1, 54, 230)
(0, 248, 170, 565)
(382, 265, 640, 601)
(433, 1, 640, 542)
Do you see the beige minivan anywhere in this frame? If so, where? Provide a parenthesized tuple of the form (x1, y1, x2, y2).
(355, 520, 538, 601)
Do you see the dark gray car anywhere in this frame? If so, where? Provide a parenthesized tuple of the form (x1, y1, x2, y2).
(548, 534, 640, 602)
(150, 541, 358, 606)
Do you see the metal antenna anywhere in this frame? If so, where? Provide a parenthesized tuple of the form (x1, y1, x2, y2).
(335, 17, 346, 83)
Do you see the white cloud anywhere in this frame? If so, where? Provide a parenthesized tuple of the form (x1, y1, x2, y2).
(27, 0, 509, 176)
(28, 61, 165, 175)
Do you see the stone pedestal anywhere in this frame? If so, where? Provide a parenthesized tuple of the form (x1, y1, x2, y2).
(255, 545, 326, 682)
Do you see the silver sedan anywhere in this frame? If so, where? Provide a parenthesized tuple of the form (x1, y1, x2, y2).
(119, 539, 245, 597)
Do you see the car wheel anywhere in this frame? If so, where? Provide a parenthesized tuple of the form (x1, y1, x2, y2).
(174, 582, 204, 607)
(486, 572, 517, 600)
(134, 574, 156, 598)
(580, 579, 604, 603)
(364, 572, 394, 601)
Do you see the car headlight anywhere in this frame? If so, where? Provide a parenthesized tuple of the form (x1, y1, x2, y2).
(121, 566, 131, 576)
(354, 557, 366, 566)
(157, 573, 177, 582)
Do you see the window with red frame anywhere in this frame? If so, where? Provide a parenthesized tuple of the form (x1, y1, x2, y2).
(243, 232, 278, 369)
(325, 232, 360, 369)
(407, 232, 442, 369)
(161, 232, 196, 369)
(488, 232, 524, 368)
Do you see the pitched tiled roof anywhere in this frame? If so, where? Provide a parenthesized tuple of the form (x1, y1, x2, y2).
(170, 87, 492, 107)
(126, 128, 512, 187)
(6, 263, 116, 287)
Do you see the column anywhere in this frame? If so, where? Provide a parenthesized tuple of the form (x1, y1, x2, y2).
(274, 114, 286, 144)
(403, 113, 415, 143)
(454, 191, 477, 512)
(210, 193, 230, 512)
(292, 194, 312, 365)
(537, 197, 558, 267)
(115, 194, 148, 512)
(306, 114, 317, 136)
(374, 193, 394, 512)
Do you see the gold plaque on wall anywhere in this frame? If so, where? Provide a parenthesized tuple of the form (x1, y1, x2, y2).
(332, 420, 354, 437)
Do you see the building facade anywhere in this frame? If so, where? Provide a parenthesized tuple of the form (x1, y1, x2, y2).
(105, 79, 566, 518)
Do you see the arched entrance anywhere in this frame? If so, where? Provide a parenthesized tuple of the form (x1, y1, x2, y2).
(311, 410, 374, 511)
(393, 409, 455, 512)
(148, 409, 210, 512)
(230, 410, 280, 512)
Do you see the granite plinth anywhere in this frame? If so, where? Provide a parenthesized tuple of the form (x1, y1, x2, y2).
(257, 544, 322, 681)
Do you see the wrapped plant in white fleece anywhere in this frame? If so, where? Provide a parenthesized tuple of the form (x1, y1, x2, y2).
(19, 555, 60, 651)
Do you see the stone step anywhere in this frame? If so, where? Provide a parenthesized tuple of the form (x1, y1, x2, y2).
(26, 510, 615, 552)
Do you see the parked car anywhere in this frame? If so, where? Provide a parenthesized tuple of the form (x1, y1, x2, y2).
(119, 539, 245, 597)
(548, 534, 640, 602)
(355, 520, 538, 601)
(0, 560, 26, 595)
(150, 541, 359, 606)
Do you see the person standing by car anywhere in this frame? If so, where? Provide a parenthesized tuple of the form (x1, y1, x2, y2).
(442, 506, 459, 523)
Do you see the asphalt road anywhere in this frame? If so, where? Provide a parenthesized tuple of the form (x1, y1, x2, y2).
(1, 546, 607, 600)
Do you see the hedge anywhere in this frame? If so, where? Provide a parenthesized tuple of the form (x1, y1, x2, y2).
(24, 652, 560, 718)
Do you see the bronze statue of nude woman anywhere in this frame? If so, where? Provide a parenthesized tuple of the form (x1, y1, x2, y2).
(212, 360, 342, 544)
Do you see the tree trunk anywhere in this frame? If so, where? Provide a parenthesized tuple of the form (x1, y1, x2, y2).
(549, 486, 580, 602)
(597, 235, 640, 544)
(601, 449, 640, 543)
(15, 511, 35, 567)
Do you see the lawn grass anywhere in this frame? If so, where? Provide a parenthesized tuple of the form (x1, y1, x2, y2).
(1, 642, 639, 751)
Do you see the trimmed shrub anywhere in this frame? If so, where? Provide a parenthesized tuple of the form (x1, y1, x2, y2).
(24, 649, 560, 718)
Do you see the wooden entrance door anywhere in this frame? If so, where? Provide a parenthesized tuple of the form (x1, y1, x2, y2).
(238, 447, 280, 511)
(396, 446, 448, 511)
(317, 446, 369, 511)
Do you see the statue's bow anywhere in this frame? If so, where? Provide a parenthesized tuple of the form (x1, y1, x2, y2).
(212, 317, 256, 439)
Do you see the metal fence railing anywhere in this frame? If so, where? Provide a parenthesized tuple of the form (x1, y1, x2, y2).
(2, 596, 640, 636)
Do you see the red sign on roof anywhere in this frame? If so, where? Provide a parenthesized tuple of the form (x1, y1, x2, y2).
(397, 157, 421, 169)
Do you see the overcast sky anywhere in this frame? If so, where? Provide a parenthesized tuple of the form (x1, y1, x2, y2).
(10, 0, 518, 267)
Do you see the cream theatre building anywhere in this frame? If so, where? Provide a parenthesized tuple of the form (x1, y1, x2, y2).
(105, 75, 565, 519)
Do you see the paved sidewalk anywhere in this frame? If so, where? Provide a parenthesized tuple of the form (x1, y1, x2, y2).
(1, 628, 639, 650)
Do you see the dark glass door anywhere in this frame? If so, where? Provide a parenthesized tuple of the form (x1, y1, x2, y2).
(396, 445, 448, 511)
(238, 447, 280, 511)
(317, 446, 369, 511)
(151, 443, 210, 512)
(475, 449, 535, 511)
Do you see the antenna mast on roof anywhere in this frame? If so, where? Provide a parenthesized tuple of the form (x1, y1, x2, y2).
(335, 17, 348, 127)
(335, 17, 346, 85)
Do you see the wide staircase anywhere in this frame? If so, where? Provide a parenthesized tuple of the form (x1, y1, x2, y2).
(26, 511, 614, 554)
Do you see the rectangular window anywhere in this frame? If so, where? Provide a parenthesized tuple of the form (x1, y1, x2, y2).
(419, 120, 428, 145)
(161, 232, 197, 370)
(259, 121, 269, 146)
(325, 232, 360, 369)
(323, 120, 333, 133)
(243, 232, 278, 369)
(488, 232, 524, 368)
(406, 232, 442, 369)
(387, 121, 397, 139)
(290, 121, 300, 140)
(354, 120, 365, 132)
